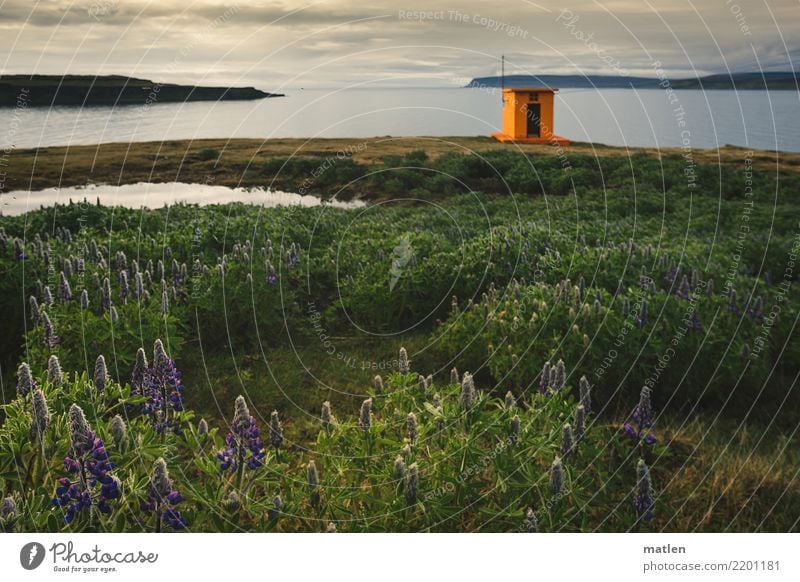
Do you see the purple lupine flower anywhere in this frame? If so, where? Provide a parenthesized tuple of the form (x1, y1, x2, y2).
(393, 455, 406, 482)
(579, 375, 592, 414)
(676, 275, 691, 299)
(130, 340, 185, 434)
(574, 404, 586, 443)
(549, 457, 564, 496)
(405, 462, 419, 505)
(634, 459, 654, 523)
(460, 372, 475, 411)
(16, 362, 36, 397)
(552, 359, 566, 391)
(1, 495, 18, 528)
(52, 404, 120, 524)
(118, 271, 130, 303)
(140, 458, 185, 531)
(505, 391, 515, 410)
(265, 260, 277, 285)
(101, 277, 112, 312)
(134, 272, 144, 300)
(539, 361, 551, 394)
(524, 508, 539, 532)
(561, 423, 574, 456)
(359, 398, 372, 432)
(40, 311, 61, 347)
(287, 242, 300, 268)
(131, 347, 148, 389)
(664, 260, 678, 285)
(270, 410, 284, 450)
(29, 389, 51, 443)
(58, 272, 73, 303)
(747, 296, 764, 320)
(622, 297, 630, 317)
(217, 396, 266, 472)
(623, 386, 656, 446)
(93, 355, 108, 392)
(372, 375, 383, 394)
(43, 286, 54, 306)
(450, 367, 459, 384)
(727, 287, 739, 314)
(160, 286, 169, 314)
(637, 266, 650, 290)
(635, 301, 648, 328)
(109, 415, 126, 449)
(79, 289, 90, 310)
(29, 296, 40, 325)
(47, 355, 63, 388)
(13, 238, 25, 260)
(116, 250, 128, 272)
(321, 401, 334, 430)
(406, 412, 417, 444)
(398, 347, 410, 374)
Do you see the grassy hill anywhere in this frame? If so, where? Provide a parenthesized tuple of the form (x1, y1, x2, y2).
(0, 74, 283, 107)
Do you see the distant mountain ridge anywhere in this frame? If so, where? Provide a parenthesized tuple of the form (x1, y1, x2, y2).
(0, 75, 283, 107)
(467, 72, 798, 90)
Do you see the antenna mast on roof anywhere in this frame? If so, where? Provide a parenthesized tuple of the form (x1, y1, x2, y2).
(500, 54, 505, 101)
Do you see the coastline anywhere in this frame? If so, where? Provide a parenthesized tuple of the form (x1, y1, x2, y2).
(1, 137, 797, 197)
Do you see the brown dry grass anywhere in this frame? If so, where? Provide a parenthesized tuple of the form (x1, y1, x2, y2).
(655, 418, 799, 531)
(3, 137, 800, 193)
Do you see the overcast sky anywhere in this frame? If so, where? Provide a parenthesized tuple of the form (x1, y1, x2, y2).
(0, 0, 797, 89)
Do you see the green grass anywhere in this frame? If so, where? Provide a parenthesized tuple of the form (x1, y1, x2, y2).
(1, 146, 798, 532)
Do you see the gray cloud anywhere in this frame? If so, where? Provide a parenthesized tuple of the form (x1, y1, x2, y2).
(0, 0, 796, 88)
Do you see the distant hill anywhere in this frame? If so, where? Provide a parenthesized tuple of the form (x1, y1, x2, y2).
(0, 75, 283, 107)
(467, 72, 799, 90)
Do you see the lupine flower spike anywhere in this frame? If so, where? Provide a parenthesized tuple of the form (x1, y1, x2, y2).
(29, 389, 51, 444)
(549, 457, 564, 496)
(562, 423, 574, 456)
(579, 375, 592, 413)
(406, 412, 417, 444)
(217, 396, 266, 472)
(93, 355, 108, 392)
(398, 347, 410, 374)
(141, 458, 185, 531)
(623, 386, 656, 446)
(634, 459, 654, 524)
(405, 463, 419, 505)
(460, 372, 475, 411)
(16, 363, 35, 397)
(574, 405, 586, 443)
(110, 415, 126, 450)
(524, 508, 539, 533)
(52, 404, 120, 524)
(47, 355, 63, 388)
(359, 398, 372, 432)
(270, 410, 284, 454)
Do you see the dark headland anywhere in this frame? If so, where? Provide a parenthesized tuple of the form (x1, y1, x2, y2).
(467, 71, 799, 90)
(0, 74, 283, 107)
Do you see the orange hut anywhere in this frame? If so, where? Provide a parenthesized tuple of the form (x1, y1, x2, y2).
(491, 87, 570, 145)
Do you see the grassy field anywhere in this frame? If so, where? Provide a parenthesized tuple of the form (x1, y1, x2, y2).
(0, 142, 797, 532)
(3, 137, 800, 196)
